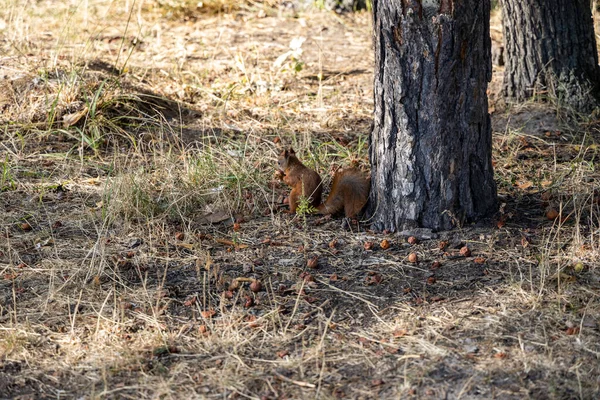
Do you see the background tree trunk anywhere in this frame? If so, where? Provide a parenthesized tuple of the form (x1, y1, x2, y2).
(367, 0, 497, 232)
(501, 0, 600, 112)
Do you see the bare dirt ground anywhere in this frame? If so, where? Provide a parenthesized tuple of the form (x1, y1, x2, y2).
(1, 2, 600, 399)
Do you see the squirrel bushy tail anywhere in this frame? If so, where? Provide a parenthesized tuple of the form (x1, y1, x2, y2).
(317, 168, 370, 219)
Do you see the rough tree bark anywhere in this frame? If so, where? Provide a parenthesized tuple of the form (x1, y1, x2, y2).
(367, 0, 497, 232)
(502, 0, 600, 111)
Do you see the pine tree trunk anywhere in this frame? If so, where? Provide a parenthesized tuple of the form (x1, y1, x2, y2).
(367, 0, 497, 232)
(502, 0, 600, 111)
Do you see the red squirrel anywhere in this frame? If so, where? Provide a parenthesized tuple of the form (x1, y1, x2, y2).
(317, 167, 370, 219)
(277, 148, 322, 214)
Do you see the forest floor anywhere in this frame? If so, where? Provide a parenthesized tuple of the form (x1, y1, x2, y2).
(1, 1, 600, 399)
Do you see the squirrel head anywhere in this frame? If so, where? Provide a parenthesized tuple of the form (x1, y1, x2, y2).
(277, 147, 296, 170)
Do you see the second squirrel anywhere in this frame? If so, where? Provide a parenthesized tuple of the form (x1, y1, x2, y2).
(317, 168, 370, 219)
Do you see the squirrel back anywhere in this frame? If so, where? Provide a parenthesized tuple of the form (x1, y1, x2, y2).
(278, 148, 322, 213)
(317, 168, 370, 218)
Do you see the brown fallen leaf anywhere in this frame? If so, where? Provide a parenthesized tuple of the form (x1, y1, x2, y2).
(541, 191, 553, 201)
(250, 280, 262, 292)
(459, 246, 471, 257)
(247, 316, 260, 328)
(357, 337, 370, 345)
(300, 272, 314, 282)
(307, 256, 319, 269)
(546, 208, 559, 220)
(276, 350, 289, 358)
(204, 210, 231, 224)
(366, 273, 383, 285)
(565, 326, 580, 335)
(518, 136, 530, 147)
(184, 296, 197, 307)
(517, 180, 533, 190)
(82, 177, 102, 185)
(62, 107, 88, 127)
(393, 328, 408, 337)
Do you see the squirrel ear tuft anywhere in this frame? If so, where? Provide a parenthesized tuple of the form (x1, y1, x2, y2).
(288, 147, 296, 154)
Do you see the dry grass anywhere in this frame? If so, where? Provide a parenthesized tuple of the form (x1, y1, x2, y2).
(1, 1, 600, 399)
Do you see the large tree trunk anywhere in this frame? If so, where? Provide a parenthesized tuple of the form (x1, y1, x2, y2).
(367, 0, 497, 232)
(502, 0, 600, 112)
